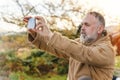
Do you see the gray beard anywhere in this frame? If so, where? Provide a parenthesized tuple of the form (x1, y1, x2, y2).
(80, 34, 86, 43)
(80, 33, 98, 43)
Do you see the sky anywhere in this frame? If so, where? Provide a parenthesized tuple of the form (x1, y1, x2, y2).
(0, 0, 120, 31)
(0, 0, 120, 22)
(81, 0, 120, 17)
(80, 0, 120, 26)
(32, 0, 120, 26)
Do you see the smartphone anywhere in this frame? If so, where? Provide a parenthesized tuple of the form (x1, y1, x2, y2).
(27, 18, 36, 29)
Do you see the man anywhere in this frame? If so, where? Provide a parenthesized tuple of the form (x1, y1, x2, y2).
(24, 11, 115, 80)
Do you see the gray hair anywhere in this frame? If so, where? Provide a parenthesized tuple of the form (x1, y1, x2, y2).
(88, 11, 105, 27)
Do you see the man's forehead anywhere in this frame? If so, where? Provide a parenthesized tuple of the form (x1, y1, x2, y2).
(82, 14, 97, 24)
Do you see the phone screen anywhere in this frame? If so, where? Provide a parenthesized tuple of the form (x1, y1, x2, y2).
(27, 18, 36, 29)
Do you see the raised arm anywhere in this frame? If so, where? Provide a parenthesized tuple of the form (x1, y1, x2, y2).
(48, 32, 115, 66)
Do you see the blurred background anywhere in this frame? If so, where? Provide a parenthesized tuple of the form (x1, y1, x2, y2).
(0, 0, 120, 80)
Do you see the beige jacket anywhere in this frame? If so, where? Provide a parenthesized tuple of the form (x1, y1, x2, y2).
(28, 32, 115, 80)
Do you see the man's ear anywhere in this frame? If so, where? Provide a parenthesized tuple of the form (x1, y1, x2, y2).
(97, 26, 104, 34)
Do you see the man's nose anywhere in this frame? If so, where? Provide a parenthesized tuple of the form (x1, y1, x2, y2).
(81, 25, 85, 30)
(81, 25, 86, 31)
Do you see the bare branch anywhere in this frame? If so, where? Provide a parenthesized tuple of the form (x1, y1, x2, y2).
(15, 0, 25, 16)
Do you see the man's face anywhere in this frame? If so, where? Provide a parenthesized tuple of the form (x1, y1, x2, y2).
(80, 14, 99, 43)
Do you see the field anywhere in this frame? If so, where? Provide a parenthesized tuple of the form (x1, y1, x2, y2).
(0, 32, 120, 80)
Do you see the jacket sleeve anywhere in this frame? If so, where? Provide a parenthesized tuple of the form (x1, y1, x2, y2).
(48, 32, 115, 66)
(28, 32, 69, 60)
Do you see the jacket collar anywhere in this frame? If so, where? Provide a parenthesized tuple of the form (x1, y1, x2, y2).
(83, 35, 110, 46)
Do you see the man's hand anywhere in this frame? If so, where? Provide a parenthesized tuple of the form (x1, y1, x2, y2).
(23, 16, 36, 38)
(34, 16, 53, 43)
(23, 16, 53, 43)
(23, 16, 32, 23)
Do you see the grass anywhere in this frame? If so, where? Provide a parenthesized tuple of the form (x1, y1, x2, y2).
(115, 56, 120, 69)
(9, 72, 67, 80)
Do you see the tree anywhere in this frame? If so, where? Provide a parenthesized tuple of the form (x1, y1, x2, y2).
(0, 0, 89, 29)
